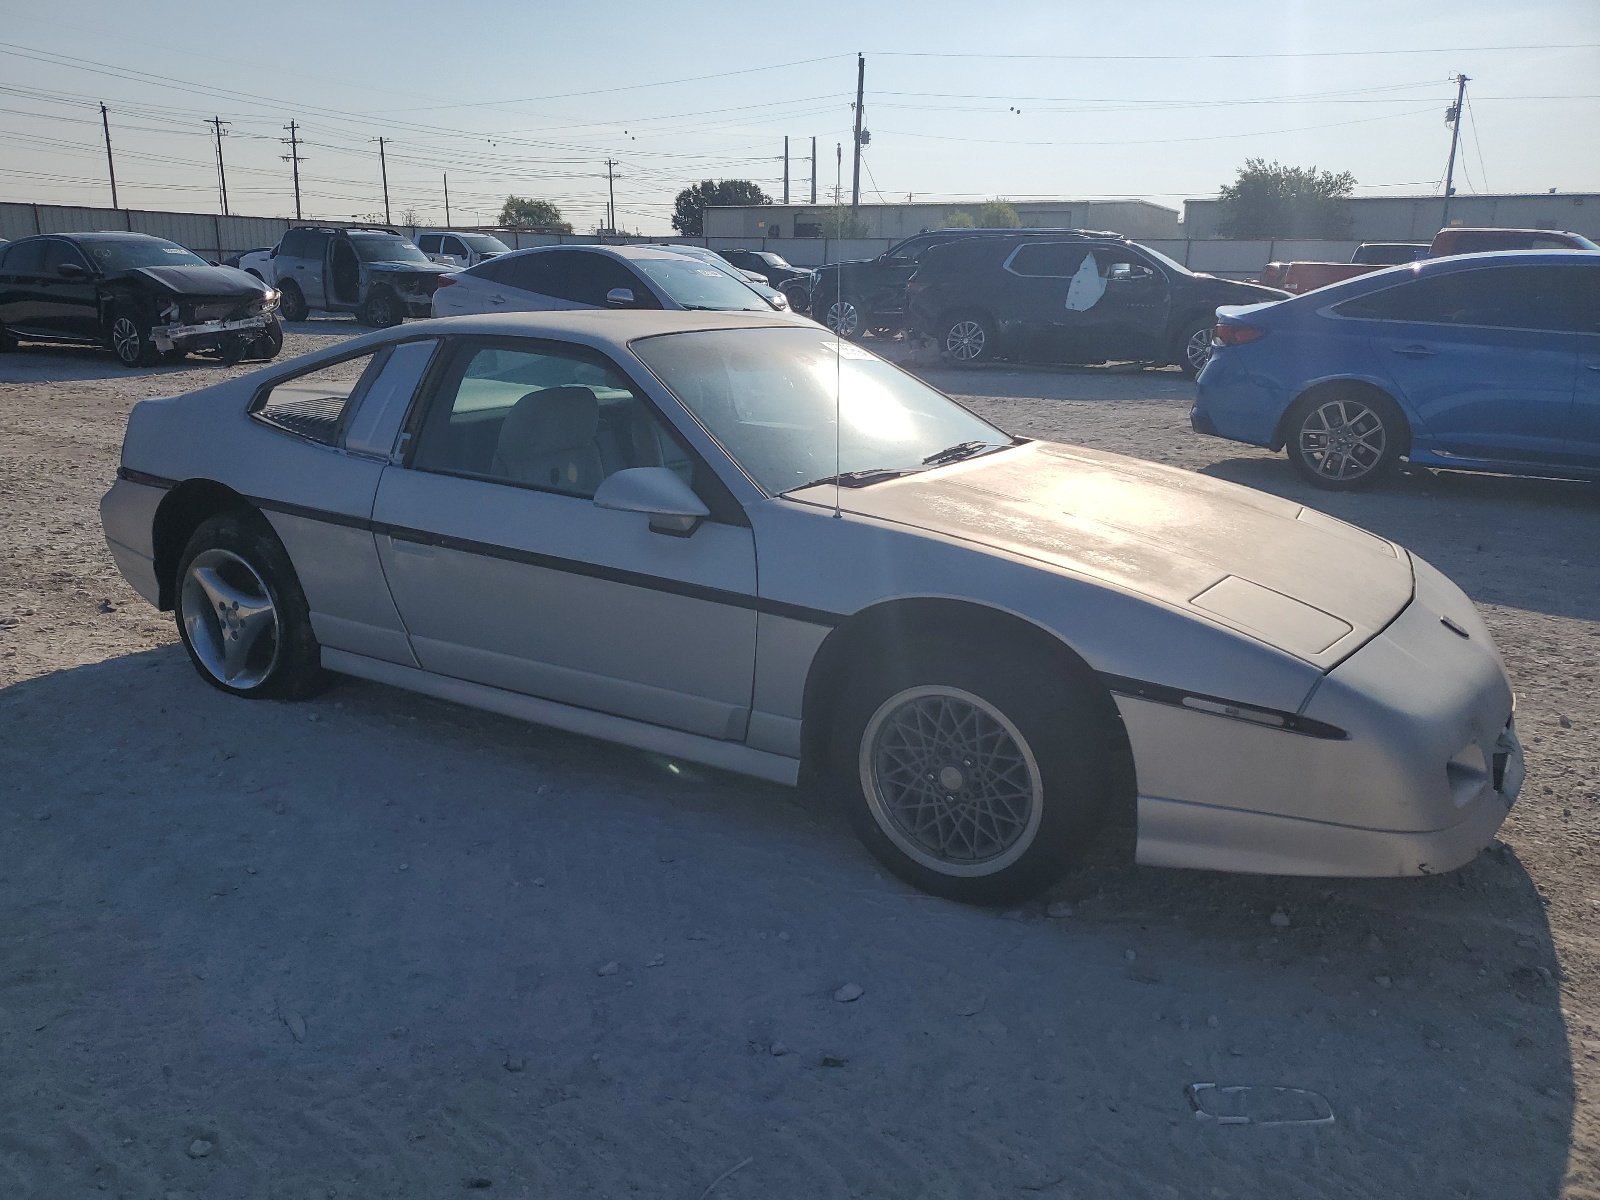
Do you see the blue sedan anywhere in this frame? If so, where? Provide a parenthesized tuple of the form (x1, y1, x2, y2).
(1192, 250, 1600, 489)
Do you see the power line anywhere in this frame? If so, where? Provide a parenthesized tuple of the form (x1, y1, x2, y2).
(871, 43, 1600, 61)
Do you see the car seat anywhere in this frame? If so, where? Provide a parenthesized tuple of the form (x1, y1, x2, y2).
(491, 386, 604, 494)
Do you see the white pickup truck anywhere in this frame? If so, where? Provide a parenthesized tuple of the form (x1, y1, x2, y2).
(414, 231, 512, 268)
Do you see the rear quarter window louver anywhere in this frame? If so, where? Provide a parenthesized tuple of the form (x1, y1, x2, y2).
(250, 351, 382, 447)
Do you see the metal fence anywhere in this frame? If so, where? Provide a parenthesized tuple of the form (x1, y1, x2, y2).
(0, 202, 1364, 279)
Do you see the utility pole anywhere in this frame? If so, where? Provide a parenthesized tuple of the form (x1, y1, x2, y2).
(1440, 74, 1469, 230)
(605, 158, 617, 235)
(834, 143, 842, 207)
(444, 174, 451, 226)
(281, 121, 305, 220)
(208, 116, 230, 216)
(811, 136, 817, 204)
(783, 136, 790, 205)
(850, 54, 865, 212)
(376, 136, 391, 225)
(99, 103, 119, 210)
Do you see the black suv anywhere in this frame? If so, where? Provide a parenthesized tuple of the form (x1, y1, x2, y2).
(906, 233, 1287, 377)
(269, 226, 455, 326)
(715, 248, 816, 304)
(805, 228, 1097, 337)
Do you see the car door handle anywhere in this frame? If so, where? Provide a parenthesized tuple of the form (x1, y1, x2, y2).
(1390, 344, 1437, 359)
(489, 294, 505, 305)
(1587, 363, 1600, 372)
(389, 537, 434, 558)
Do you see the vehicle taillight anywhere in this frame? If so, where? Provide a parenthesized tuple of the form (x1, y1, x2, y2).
(435, 274, 457, 288)
(1214, 323, 1264, 346)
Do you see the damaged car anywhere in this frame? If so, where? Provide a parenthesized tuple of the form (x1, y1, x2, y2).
(0, 232, 283, 367)
(258, 226, 457, 326)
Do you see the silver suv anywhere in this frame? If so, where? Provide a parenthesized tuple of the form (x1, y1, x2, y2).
(269, 226, 456, 326)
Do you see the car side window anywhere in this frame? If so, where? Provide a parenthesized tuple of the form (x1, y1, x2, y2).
(41, 240, 90, 274)
(1335, 267, 1581, 333)
(417, 234, 441, 253)
(2, 240, 46, 274)
(250, 350, 387, 446)
(442, 237, 468, 257)
(410, 340, 694, 500)
(1006, 242, 1090, 278)
(493, 251, 569, 298)
(301, 232, 332, 262)
(560, 251, 657, 307)
(278, 230, 308, 258)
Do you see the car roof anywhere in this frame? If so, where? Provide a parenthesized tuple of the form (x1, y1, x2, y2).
(412, 308, 801, 341)
(1282, 248, 1600, 304)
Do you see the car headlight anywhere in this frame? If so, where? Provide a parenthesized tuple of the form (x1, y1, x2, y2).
(262, 289, 280, 313)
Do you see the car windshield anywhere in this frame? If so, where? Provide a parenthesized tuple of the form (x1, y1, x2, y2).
(758, 252, 792, 268)
(349, 234, 432, 264)
(81, 238, 207, 272)
(630, 257, 770, 311)
(460, 234, 511, 254)
(632, 327, 1012, 495)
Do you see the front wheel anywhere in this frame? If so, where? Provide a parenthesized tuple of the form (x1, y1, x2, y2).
(276, 281, 309, 322)
(1285, 388, 1405, 490)
(174, 510, 328, 700)
(821, 298, 862, 338)
(830, 643, 1123, 905)
(252, 316, 285, 360)
(1175, 318, 1215, 380)
(359, 288, 403, 327)
(110, 315, 159, 368)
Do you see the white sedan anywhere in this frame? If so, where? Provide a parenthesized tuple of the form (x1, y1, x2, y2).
(99, 311, 1524, 904)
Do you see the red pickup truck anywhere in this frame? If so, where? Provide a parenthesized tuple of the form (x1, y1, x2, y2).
(1258, 228, 1597, 294)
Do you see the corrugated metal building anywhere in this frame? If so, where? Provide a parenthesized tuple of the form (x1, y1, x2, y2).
(1181, 192, 1600, 241)
(705, 200, 1183, 242)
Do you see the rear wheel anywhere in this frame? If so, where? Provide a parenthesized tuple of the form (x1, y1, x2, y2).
(276, 281, 309, 322)
(174, 510, 328, 700)
(1175, 318, 1215, 380)
(1285, 387, 1405, 490)
(941, 312, 995, 364)
(822, 298, 862, 338)
(830, 642, 1122, 905)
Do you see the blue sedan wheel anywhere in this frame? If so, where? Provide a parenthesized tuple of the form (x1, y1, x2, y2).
(1286, 389, 1404, 491)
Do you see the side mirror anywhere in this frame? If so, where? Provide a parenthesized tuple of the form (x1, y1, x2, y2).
(605, 287, 639, 307)
(593, 466, 709, 536)
(56, 261, 89, 279)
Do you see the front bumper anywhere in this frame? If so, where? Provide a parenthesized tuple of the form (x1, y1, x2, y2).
(152, 314, 268, 352)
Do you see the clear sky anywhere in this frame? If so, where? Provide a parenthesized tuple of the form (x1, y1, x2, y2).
(2, 0, 1596, 233)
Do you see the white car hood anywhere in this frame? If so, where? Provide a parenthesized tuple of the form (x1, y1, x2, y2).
(794, 441, 1413, 667)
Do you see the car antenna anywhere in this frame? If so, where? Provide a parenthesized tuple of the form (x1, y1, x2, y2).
(832, 141, 844, 520)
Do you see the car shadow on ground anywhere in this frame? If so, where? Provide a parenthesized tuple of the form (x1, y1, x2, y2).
(1200, 458, 1600, 623)
(0, 646, 1574, 1197)
(0, 341, 219, 383)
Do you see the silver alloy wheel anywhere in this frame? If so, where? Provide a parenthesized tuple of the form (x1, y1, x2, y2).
(179, 548, 281, 689)
(945, 319, 986, 361)
(111, 317, 143, 364)
(825, 300, 860, 337)
(858, 685, 1045, 878)
(1298, 397, 1387, 481)
(1184, 325, 1214, 374)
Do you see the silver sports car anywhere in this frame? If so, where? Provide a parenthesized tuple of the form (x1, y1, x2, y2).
(100, 311, 1525, 904)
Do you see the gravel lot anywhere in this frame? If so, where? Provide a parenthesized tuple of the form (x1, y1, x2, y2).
(2, 320, 1597, 1199)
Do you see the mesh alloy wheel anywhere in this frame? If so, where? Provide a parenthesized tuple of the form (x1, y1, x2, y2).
(858, 685, 1045, 878)
(824, 300, 861, 337)
(945, 319, 988, 362)
(1296, 396, 1389, 483)
(1183, 325, 1215, 375)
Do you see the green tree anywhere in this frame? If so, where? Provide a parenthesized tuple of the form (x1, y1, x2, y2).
(671, 179, 772, 236)
(499, 196, 570, 232)
(819, 205, 870, 238)
(944, 210, 976, 228)
(1215, 159, 1356, 238)
(976, 200, 1022, 228)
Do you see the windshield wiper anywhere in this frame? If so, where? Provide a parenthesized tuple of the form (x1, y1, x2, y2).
(790, 466, 924, 491)
(922, 440, 1001, 467)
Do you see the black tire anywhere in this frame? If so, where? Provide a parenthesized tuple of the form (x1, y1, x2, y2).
(820, 296, 863, 339)
(1284, 386, 1406, 491)
(359, 288, 403, 328)
(829, 640, 1124, 906)
(160, 347, 189, 364)
(109, 313, 159, 368)
(940, 311, 996, 364)
(217, 336, 246, 366)
(253, 316, 285, 361)
(1174, 317, 1215, 380)
(173, 509, 328, 701)
(0, 325, 16, 352)
(277, 281, 309, 322)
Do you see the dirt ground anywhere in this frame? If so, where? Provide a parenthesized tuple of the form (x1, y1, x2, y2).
(1, 320, 1597, 1199)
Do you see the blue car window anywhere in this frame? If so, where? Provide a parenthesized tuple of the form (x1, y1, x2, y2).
(1335, 265, 1584, 333)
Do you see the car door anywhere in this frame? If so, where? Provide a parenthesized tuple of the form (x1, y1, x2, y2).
(1341, 264, 1578, 464)
(1000, 241, 1093, 358)
(293, 230, 332, 309)
(36, 239, 101, 340)
(0, 239, 47, 333)
(1562, 263, 1600, 466)
(439, 236, 470, 267)
(458, 250, 579, 314)
(370, 335, 760, 740)
(1074, 249, 1171, 360)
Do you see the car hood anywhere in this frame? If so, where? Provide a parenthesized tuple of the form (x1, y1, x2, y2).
(792, 441, 1413, 667)
(126, 264, 268, 296)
